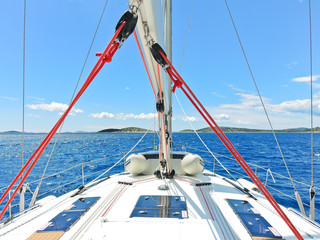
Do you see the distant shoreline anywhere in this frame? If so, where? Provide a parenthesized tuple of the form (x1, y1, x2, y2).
(1, 126, 319, 134)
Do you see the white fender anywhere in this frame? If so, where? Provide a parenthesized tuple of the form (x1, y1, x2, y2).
(124, 153, 148, 175)
(181, 153, 204, 175)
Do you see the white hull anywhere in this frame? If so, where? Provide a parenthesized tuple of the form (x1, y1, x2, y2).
(1, 162, 320, 239)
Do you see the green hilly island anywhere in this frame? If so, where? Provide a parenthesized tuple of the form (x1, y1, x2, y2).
(1, 127, 320, 134)
(98, 127, 151, 133)
(179, 127, 320, 133)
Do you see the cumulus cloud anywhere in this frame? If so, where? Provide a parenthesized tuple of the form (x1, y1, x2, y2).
(269, 98, 320, 115)
(219, 93, 269, 110)
(90, 112, 115, 119)
(292, 75, 320, 83)
(182, 116, 198, 122)
(89, 112, 157, 120)
(215, 114, 229, 120)
(26, 102, 84, 115)
(205, 88, 320, 129)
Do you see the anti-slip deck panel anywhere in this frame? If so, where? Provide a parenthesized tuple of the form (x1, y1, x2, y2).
(227, 199, 282, 239)
(37, 197, 100, 232)
(130, 195, 188, 219)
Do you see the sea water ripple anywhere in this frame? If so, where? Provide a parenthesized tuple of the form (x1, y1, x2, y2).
(0, 132, 319, 221)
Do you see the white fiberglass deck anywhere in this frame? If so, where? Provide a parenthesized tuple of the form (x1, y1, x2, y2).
(1, 169, 320, 240)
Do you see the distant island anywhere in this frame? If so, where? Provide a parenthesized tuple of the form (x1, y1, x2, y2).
(98, 127, 151, 133)
(179, 127, 320, 133)
(1, 126, 320, 134)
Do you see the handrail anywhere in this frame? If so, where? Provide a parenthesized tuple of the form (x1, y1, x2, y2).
(0, 146, 153, 194)
(176, 144, 320, 191)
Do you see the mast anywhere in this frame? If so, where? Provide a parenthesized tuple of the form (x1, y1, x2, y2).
(164, 0, 173, 163)
(134, 0, 173, 175)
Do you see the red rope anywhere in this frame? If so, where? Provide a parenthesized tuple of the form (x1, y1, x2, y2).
(199, 186, 215, 221)
(157, 63, 163, 103)
(133, 30, 158, 103)
(0, 22, 127, 220)
(158, 113, 162, 162)
(157, 63, 170, 174)
(174, 177, 194, 185)
(159, 51, 303, 240)
(101, 185, 126, 217)
(161, 111, 170, 173)
(131, 176, 157, 184)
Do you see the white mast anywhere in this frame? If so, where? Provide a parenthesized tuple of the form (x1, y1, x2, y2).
(164, 0, 173, 164)
(133, 0, 172, 174)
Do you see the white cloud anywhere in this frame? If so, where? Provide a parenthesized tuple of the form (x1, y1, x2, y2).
(227, 84, 246, 92)
(292, 75, 320, 83)
(219, 93, 269, 110)
(89, 112, 157, 120)
(90, 112, 115, 119)
(0, 96, 18, 101)
(205, 89, 320, 129)
(182, 116, 198, 122)
(270, 98, 320, 115)
(215, 114, 229, 120)
(26, 102, 84, 115)
(125, 87, 130, 90)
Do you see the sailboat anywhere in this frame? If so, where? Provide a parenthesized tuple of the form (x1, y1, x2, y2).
(0, 0, 319, 239)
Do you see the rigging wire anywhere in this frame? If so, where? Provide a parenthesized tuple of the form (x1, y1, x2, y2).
(157, 63, 170, 173)
(178, 0, 195, 71)
(174, 0, 236, 179)
(88, 129, 150, 184)
(308, 0, 315, 220)
(223, 0, 305, 213)
(309, 0, 314, 187)
(21, 0, 26, 177)
(35, 0, 110, 194)
(174, 92, 238, 182)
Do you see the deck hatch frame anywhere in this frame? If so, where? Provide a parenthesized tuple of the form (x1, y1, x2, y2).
(227, 199, 282, 239)
(37, 197, 100, 232)
(130, 195, 188, 219)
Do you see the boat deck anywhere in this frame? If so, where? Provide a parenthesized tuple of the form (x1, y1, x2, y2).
(1, 170, 320, 240)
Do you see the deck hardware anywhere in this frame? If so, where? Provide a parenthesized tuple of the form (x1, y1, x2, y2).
(150, 43, 168, 68)
(156, 100, 164, 112)
(118, 181, 133, 185)
(158, 184, 169, 190)
(115, 11, 138, 45)
(195, 182, 211, 186)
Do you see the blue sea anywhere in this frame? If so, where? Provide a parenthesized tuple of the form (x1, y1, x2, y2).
(0, 132, 319, 222)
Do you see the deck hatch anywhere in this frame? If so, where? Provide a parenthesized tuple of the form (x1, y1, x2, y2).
(227, 199, 282, 239)
(65, 197, 100, 211)
(227, 199, 259, 215)
(130, 195, 188, 219)
(37, 197, 100, 232)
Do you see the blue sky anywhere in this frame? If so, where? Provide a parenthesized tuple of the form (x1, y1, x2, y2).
(0, 0, 319, 132)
